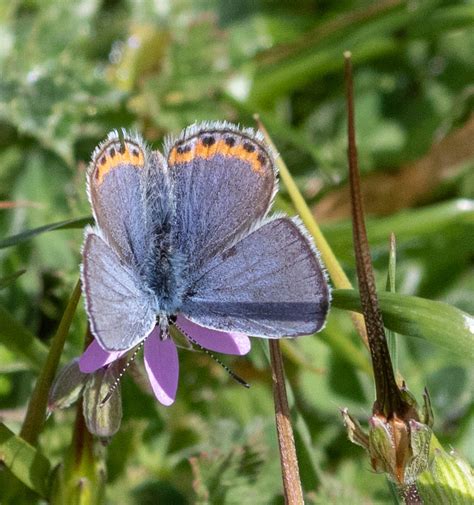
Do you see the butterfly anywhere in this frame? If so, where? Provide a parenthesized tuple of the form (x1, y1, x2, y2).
(81, 122, 330, 401)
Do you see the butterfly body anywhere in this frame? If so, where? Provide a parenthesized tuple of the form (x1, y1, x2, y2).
(82, 122, 330, 352)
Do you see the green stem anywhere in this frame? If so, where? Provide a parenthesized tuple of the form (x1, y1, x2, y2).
(20, 280, 82, 446)
(386, 233, 399, 374)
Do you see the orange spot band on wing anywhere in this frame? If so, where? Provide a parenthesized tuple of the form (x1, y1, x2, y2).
(170, 139, 266, 173)
(169, 146, 194, 166)
(94, 145, 145, 185)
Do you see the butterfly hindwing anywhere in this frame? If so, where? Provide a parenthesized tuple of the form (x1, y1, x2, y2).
(180, 216, 330, 337)
(81, 231, 156, 351)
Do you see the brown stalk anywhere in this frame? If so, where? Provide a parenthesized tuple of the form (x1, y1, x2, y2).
(344, 51, 406, 418)
(269, 340, 304, 505)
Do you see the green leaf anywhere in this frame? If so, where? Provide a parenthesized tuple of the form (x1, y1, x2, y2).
(0, 1, 118, 165)
(0, 304, 48, 371)
(0, 216, 92, 249)
(290, 392, 322, 492)
(0, 423, 52, 497)
(332, 289, 474, 360)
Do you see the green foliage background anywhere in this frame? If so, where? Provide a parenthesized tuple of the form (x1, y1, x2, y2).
(0, 0, 473, 503)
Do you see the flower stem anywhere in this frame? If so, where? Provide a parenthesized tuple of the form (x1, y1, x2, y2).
(20, 280, 82, 446)
(386, 233, 399, 374)
(269, 340, 304, 504)
(343, 52, 405, 418)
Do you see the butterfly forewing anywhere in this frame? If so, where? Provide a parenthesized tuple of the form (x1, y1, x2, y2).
(166, 123, 277, 279)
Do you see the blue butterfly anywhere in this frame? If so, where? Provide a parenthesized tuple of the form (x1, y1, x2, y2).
(80, 123, 330, 404)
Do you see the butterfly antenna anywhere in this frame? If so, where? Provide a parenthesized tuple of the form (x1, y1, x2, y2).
(100, 340, 145, 406)
(186, 334, 250, 389)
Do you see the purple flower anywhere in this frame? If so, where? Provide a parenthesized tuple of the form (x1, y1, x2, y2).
(79, 316, 251, 406)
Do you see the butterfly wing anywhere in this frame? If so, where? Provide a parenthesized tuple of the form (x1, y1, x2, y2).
(87, 131, 151, 266)
(81, 230, 156, 351)
(180, 217, 330, 337)
(166, 122, 277, 276)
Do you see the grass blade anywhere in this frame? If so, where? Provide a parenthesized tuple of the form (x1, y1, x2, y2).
(20, 280, 82, 446)
(0, 216, 92, 249)
(322, 199, 474, 259)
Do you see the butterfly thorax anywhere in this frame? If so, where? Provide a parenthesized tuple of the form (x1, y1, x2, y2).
(140, 211, 187, 316)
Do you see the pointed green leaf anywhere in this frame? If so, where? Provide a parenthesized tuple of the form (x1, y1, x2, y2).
(0, 216, 92, 249)
(332, 289, 474, 360)
(0, 423, 52, 497)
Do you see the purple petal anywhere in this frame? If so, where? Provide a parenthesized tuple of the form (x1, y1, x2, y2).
(79, 339, 126, 373)
(144, 328, 179, 406)
(175, 315, 251, 355)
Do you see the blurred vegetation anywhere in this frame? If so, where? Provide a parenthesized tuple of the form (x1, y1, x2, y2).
(0, 0, 473, 503)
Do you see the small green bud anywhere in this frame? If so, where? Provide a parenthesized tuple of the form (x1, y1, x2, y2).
(83, 364, 122, 438)
(48, 359, 88, 412)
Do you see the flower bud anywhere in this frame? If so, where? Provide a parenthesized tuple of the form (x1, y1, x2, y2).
(83, 364, 122, 438)
(342, 388, 433, 486)
(48, 359, 88, 412)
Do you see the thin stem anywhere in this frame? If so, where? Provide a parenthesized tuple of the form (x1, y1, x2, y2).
(343, 52, 404, 417)
(386, 233, 399, 374)
(20, 280, 82, 446)
(269, 340, 304, 505)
